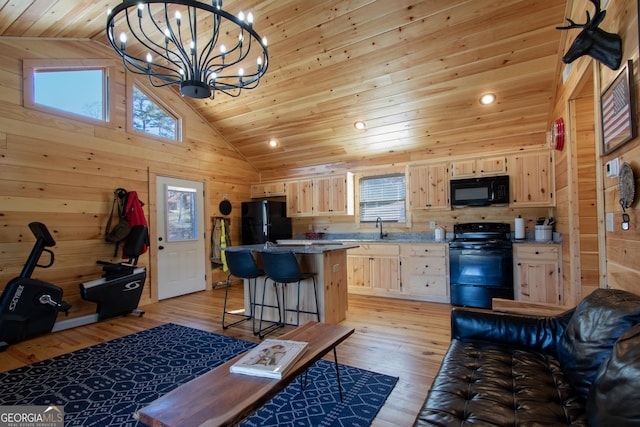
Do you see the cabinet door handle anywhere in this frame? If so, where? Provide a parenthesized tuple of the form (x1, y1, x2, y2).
(425, 265, 429, 268)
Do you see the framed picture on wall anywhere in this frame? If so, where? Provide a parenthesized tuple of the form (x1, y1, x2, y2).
(601, 60, 635, 155)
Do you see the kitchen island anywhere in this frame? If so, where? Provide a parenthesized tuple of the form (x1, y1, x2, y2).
(224, 243, 358, 325)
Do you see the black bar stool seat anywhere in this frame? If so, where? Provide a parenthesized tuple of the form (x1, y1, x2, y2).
(256, 251, 320, 338)
(222, 250, 263, 330)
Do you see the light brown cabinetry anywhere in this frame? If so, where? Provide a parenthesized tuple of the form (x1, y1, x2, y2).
(508, 151, 554, 206)
(514, 244, 562, 304)
(347, 244, 400, 295)
(250, 181, 287, 198)
(408, 163, 449, 210)
(400, 243, 449, 302)
(478, 156, 507, 175)
(314, 173, 354, 216)
(450, 156, 506, 178)
(286, 179, 314, 217)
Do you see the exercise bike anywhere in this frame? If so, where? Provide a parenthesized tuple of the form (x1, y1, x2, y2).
(0, 222, 71, 351)
(70, 224, 148, 329)
(0, 222, 148, 351)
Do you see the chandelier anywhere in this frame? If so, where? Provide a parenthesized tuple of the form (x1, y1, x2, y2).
(106, 0, 269, 99)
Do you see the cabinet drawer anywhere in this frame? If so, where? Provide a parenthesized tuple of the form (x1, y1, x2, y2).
(515, 245, 559, 261)
(347, 244, 400, 256)
(401, 244, 446, 257)
(405, 275, 447, 297)
(402, 256, 447, 276)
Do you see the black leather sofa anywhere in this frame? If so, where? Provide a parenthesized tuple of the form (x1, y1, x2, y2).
(414, 288, 640, 426)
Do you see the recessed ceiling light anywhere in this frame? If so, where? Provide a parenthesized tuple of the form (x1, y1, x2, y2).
(480, 93, 496, 105)
(268, 139, 278, 147)
(354, 121, 366, 130)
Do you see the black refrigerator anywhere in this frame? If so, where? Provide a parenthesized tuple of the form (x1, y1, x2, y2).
(241, 201, 292, 245)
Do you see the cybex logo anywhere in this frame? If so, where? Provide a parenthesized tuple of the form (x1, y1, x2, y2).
(9, 285, 25, 311)
(123, 281, 141, 291)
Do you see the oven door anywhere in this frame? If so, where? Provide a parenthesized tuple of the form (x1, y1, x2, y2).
(449, 245, 513, 287)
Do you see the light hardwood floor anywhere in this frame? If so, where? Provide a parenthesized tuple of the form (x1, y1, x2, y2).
(0, 284, 454, 426)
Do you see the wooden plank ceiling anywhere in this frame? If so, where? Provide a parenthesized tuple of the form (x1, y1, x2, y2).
(0, 0, 569, 173)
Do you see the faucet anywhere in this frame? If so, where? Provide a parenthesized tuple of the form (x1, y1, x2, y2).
(375, 217, 385, 239)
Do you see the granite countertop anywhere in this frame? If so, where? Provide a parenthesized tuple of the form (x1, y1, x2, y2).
(289, 232, 562, 245)
(513, 239, 562, 245)
(224, 243, 359, 254)
(291, 233, 449, 244)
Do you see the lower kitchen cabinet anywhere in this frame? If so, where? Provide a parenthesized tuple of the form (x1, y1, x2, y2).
(347, 244, 401, 295)
(400, 243, 449, 303)
(346, 242, 450, 302)
(514, 244, 562, 304)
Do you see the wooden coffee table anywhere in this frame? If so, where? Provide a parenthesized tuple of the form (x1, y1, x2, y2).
(136, 321, 355, 427)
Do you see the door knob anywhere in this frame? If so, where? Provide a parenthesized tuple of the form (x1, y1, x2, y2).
(158, 246, 165, 250)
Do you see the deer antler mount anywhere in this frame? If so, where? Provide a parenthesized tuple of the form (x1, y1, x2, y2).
(556, 0, 622, 70)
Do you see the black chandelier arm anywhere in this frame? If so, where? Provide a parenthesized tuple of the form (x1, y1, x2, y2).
(202, 31, 253, 79)
(146, 3, 190, 75)
(162, 5, 194, 79)
(121, 5, 187, 80)
(187, 5, 202, 81)
(120, 55, 180, 85)
(198, 12, 222, 69)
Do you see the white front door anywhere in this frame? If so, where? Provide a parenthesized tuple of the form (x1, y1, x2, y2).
(156, 176, 206, 300)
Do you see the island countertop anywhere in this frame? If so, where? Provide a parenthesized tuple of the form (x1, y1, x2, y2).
(223, 243, 355, 325)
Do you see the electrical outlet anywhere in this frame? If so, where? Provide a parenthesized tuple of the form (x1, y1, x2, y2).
(429, 221, 436, 229)
(606, 212, 614, 232)
(307, 224, 313, 231)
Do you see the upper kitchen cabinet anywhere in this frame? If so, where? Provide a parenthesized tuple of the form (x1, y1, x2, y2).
(450, 156, 507, 178)
(408, 163, 449, 210)
(286, 178, 314, 217)
(314, 173, 354, 216)
(508, 151, 554, 207)
(478, 156, 507, 176)
(250, 181, 287, 198)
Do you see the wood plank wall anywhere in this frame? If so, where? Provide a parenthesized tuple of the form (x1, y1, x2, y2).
(0, 38, 258, 319)
(552, 0, 640, 304)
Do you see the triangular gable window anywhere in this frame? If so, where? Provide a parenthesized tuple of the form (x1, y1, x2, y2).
(132, 84, 180, 141)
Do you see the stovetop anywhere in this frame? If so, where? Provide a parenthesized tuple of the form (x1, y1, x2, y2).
(451, 222, 511, 244)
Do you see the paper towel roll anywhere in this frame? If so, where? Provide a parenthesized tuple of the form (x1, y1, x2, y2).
(515, 218, 525, 240)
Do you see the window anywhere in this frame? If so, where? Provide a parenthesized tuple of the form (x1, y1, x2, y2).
(132, 84, 179, 141)
(166, 185, 198, 241)
(23, 60, 112, 122)
(359, 174, 406, 222)
(23, 59, 114, 123)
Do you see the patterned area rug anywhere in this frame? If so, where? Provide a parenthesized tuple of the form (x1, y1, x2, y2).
(0, 323, 397, 427)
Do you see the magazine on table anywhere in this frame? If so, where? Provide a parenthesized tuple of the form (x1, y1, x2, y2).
(230, 339, 309, 379)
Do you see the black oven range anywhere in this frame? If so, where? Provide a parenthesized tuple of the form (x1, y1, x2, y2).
(448, 222, 514, 309)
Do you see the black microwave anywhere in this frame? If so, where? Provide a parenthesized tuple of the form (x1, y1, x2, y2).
(450, 175, 509, 207)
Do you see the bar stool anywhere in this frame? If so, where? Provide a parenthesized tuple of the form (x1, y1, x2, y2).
(222, 250, 262, 330)
(257, 251, 320, 338)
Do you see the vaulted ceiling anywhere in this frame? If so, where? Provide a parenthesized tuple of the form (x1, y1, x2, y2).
(1, 0, 571, 173)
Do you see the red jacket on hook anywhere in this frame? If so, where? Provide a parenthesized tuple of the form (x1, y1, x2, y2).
(123, 191, 148, 256)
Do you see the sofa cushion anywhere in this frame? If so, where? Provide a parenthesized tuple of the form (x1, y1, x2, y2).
(556, 288, 640, 398)
(414, 339, 587, 426)
(587, 323, 640, 426)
